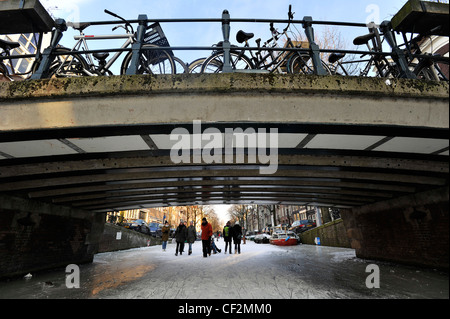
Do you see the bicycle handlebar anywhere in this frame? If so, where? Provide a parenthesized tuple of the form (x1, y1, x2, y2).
(104, 9, 134, 34)
(270, 5, 294, 36)
(283, 5, 294, 32)
(104, 9, 122, 20)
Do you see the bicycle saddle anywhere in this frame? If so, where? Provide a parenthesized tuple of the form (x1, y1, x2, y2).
(67, 22, 92, 32)
(328, 53, 346, 64)
(0, 39, 20, 51)
(353, 33, 376, 46)
(93, 52, 110, 60)
(236, 30, 254, 43)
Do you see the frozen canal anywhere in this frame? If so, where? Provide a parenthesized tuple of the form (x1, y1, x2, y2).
(0, 241, 448, 299)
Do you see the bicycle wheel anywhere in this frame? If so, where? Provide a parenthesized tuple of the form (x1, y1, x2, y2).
(32, 47, 88, 78)
(287, 53, 331, 75)
(0, 62, 9, 75)
(188, 57, 207, 73)
(188, 57, 222, 73)
(0, 62, 9, 76)
(172, 56, 189, 74)
(120, 44, 175, 75)
(200, 51, 253, 73)
(414, 59, 449, 81)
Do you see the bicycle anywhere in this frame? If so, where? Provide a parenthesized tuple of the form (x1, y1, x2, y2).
(399, 26, 449, 82)
(38, 9, 176, 78)
(327, 24, 400, 78)
(200, 5, 331, 74)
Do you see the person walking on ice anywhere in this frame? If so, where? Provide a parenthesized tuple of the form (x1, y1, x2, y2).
(186, 220, 197, 255)
(232, 221, 242, 254)
(174, 220, 187, 256)
(201, 217, 213, 258)
(161, 220, 170, 251)
(223, 221, 232, 254)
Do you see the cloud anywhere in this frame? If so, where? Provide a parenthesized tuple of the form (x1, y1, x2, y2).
(41, 0, 93, 21)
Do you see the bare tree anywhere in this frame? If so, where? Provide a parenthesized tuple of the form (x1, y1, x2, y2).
(292, 24, 361, 75)
(202, 205, 221, 232)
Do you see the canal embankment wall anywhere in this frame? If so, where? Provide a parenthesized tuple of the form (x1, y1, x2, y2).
(300, 219, 351, 248)
(97, 223, 161, 253)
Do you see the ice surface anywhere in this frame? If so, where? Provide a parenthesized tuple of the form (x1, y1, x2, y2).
(0, 241, 448, 299)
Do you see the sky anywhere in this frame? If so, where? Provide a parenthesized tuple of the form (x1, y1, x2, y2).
(39, 0, 409, 223)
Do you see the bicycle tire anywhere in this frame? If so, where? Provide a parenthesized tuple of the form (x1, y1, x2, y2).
(200, 51, 253, 73)
(414, 59, 449, 82)
(0, 62, 9, 77)
(287, 53, 331, 75)
(188, 57, 222, 73)
(172, 56, 189, 74)
(188, 57, 207, 73)
(120, 44, 175, 75)
(32, 47, 89, 78)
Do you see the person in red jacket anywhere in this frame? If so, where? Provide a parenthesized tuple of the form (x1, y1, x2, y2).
(201, 217, 213, 258)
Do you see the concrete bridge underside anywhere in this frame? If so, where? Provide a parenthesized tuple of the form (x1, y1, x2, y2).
(0, 74, 448, 211)
(0, 73, 448, 275)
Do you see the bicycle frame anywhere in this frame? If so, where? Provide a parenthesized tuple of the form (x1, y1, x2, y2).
(333, 27, 394, 78)
(71, 32, 135, 75)
(243, 29, 308, 73)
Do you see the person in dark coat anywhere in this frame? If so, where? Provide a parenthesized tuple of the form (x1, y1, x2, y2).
(174, 220, 187, 256)
(161, 220, 170, 251)
(222, 221, 232, 254)
(232, 221, 242, 254)
(186, 220, 197, 255)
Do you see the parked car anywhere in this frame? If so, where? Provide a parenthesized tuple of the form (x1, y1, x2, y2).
(290, 219, 316, 233)
(254, 233, 271, 244)
(246, 231, 257, 241)
(124, 219, 150, 235)
(148, 222, 162, 237)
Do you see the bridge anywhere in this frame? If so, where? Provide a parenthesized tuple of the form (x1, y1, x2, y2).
(0, 73, 449, 277)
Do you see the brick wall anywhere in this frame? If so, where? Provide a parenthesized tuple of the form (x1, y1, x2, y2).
(341, 186, 449, 270)
(0, 194, 105, 279)
(300, 219, 351, 248)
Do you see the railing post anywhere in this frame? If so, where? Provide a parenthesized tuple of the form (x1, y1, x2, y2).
(30, 19, 67, 80)
(302, 16, 327, 75)
(380, 20, 416, 79)
(221, 10, 232, 73)
(126, 14, 148, 75)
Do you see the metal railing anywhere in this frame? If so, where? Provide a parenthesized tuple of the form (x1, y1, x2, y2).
(1, 8, 448, 80)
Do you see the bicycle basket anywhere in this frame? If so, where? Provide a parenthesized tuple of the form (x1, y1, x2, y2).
(143, 22, 173, 63)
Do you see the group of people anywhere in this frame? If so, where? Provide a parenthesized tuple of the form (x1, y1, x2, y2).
(222, 220, 243, 254)
(160, 218, 243, 257)
(161, 219, 197, 255)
